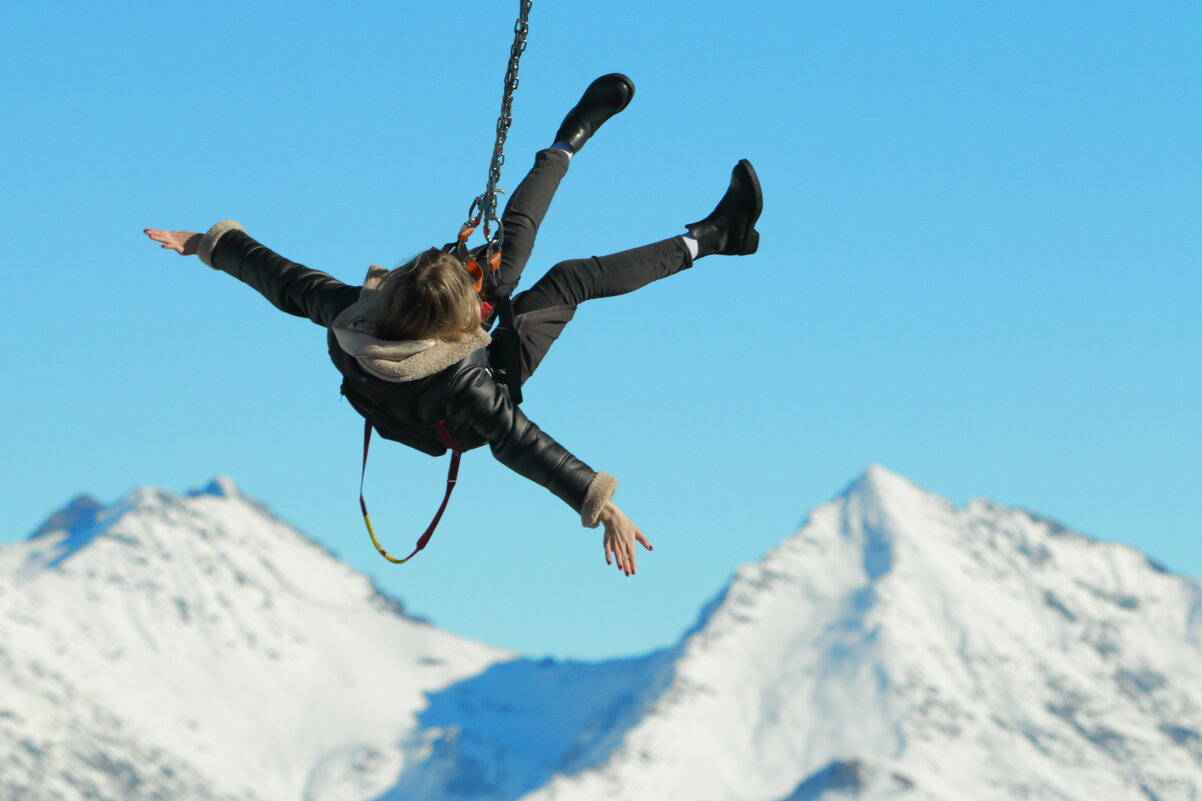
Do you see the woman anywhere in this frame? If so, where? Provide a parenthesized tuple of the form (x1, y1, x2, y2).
(145, 74, 762, 577)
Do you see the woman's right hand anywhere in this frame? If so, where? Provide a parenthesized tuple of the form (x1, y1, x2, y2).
(599, 501, 653, 577)
(144, 229, 201, 255)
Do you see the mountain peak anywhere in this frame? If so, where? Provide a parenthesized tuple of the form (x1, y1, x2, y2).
(832, 465, 949, 546)
(23, 492, 130, 570)
(842, 463, 931, 505)
(27, 493, 104, 541)
(187, 475, 239, 499)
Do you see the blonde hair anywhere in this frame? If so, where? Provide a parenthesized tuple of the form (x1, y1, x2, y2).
(374, 249, 481, 341)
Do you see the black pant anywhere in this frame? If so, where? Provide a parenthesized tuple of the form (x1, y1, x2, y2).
(488, 149, 694, 385)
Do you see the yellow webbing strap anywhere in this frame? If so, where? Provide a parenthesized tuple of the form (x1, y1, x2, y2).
(360, 420, 462, 564)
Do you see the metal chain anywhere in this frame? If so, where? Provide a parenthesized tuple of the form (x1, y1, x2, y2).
(472, 0, 533, 257)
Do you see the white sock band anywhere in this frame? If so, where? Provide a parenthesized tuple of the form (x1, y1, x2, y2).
(550, 141, 575, 158)
(680, 234, 700, 259)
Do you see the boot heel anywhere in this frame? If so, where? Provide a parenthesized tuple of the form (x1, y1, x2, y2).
(685, 160, 763, 257)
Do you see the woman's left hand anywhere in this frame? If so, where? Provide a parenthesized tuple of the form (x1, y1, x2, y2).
(144, 229, 201, 255)
(598, 501, 653, 577)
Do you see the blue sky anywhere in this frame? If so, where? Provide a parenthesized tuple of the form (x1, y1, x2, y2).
(1, 1, 1199, 660)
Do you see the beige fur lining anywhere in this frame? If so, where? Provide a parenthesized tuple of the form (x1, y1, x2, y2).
(352, 328, 490, 382)
(198, 219, 245, 268)
(330, 265, 492, 383)
(580, 472, 618, 528)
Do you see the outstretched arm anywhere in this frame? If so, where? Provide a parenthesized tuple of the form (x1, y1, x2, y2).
(144, 222, 359, 327)
(443, 366, 652, 576)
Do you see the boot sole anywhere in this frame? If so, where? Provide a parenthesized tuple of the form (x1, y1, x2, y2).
(735, 159, 763, 255)
(599, 73, 636, 114)
(554, 74, 636, 151)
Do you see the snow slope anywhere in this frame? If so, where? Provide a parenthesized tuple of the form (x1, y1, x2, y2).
(503, 466, 1202, 801)
(0, 478, 507, 801)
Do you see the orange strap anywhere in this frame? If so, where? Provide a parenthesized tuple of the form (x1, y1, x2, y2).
(456, 220, 503, 294)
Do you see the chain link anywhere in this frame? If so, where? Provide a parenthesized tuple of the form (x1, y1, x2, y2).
(470, 0, 532, 259)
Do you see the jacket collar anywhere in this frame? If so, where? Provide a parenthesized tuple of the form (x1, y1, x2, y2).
(330, 265, 491, 383)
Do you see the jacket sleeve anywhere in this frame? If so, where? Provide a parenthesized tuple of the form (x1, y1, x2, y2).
(197, 220, 360, 327)
(443, 365, 617, 527)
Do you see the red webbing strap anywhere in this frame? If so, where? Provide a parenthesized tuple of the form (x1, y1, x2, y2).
(360, 419, 462, 564)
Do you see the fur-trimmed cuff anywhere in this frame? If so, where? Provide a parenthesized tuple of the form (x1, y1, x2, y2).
(580, 472, 618, 528)
(197, 220, 246, 268)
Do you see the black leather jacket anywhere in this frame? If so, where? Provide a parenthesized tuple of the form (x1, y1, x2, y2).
(202, 222, 613, 524)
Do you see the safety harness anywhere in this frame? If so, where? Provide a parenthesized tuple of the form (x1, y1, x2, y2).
(358, 0, 532, 564)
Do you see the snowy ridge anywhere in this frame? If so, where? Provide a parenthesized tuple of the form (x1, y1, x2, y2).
(4, 466, 1201, 801)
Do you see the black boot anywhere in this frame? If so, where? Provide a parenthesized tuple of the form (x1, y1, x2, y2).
(686, 159, 763, 257)
(553, 73, 635, 153)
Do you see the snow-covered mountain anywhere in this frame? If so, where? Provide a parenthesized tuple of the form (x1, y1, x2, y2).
(4, 467, 1201, 801)
(382, 466, 1202, 801)
(0, 478, 508, 801)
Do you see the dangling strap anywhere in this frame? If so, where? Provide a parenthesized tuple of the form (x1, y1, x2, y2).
(360, 419, 462, 564)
